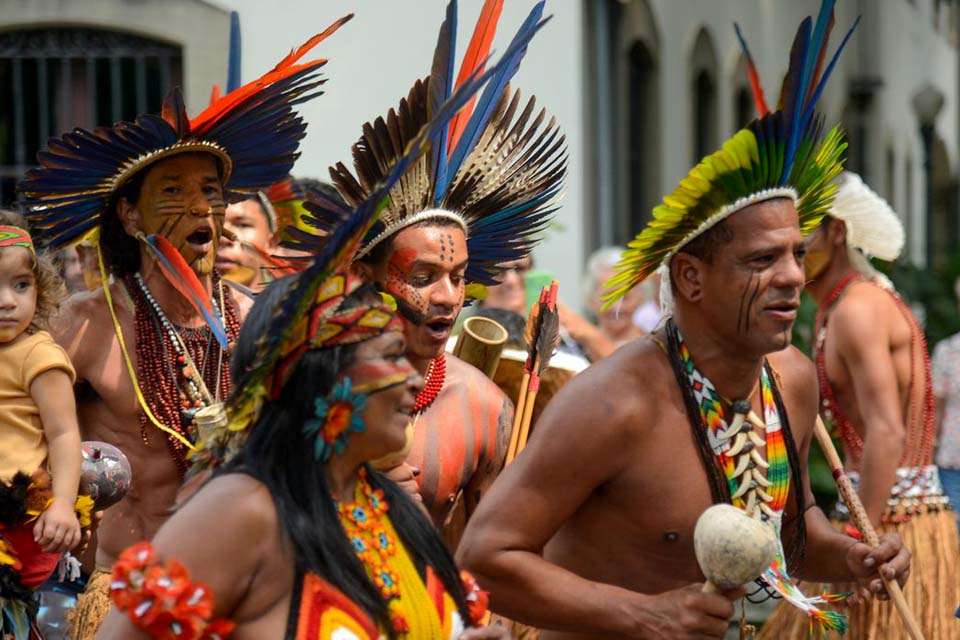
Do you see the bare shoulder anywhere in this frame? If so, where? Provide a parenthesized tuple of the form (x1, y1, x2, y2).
(832, 281, 896, 330)
(541, 336, 671, 433)
(169, 473, 277, 541)
(49, 285, 123, 370)
(446, 354, 509, 408)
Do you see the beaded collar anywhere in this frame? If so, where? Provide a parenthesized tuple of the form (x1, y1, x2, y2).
(412, 355, 446, 415)
(665, 319, 846, 633)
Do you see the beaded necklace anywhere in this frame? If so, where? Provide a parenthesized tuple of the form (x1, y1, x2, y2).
(412, 355, 446, 415)
(127, 273, 239, 477)
(337, 468, 445, 637)
(814, 274, 936, 490)
(665, 320, 845, 633)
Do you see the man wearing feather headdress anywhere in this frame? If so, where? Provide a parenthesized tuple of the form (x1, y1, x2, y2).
(16, 19, 350, 639)
(758, 172, 960, 638)
(297, 0, 565, 549)
(458, 4, 912, 638)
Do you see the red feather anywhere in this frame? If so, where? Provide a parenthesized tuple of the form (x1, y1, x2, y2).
(209, 84, 222, 105)
(746, 63, 770, 116)
(190, 14, 353, 136)
(139, 234, 228, 348)
(150, 235, 215, 314)
(447, 0, 503, 154)
(244, 241, 299, 277)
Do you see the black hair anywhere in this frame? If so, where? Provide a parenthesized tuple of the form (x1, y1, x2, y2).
(224, 276, 471, 634)
(359, 217, 465, 268)
(679, 218, 735, 264)
(101, 171, 147, 277)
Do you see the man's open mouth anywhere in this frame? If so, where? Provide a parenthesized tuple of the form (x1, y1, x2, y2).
(424, 318, 453, 341)
(186, 226, 213, 249)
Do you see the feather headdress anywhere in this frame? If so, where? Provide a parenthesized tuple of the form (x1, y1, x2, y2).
(18, 15, 352, 249)
(604, 0, 856, 308)
(190, 16, 549, 471)
(293, 0, 566, 288)
(829, 171, 904, 261)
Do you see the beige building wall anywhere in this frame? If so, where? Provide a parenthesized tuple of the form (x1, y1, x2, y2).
(0, 0, 231, 115)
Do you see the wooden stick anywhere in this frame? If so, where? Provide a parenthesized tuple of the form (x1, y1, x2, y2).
(813, 415, 925, 640)
(515, 369, 540, 456)
(505, 371, 530, 464)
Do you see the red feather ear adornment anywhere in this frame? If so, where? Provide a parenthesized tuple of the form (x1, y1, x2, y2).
(138, 233, 229, 349)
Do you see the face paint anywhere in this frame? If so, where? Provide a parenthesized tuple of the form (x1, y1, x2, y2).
(382, 247, 429, 325)
(345, 348, 418, 395)
(374, 225, 468, 362)
(134, 154, 226, 277)
(803, 227, 833, 282)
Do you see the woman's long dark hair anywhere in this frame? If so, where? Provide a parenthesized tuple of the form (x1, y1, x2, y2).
(223, 276, 471, 634)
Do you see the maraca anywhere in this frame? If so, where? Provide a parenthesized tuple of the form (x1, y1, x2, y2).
(694, 504, 777, 593)
(79, 441, 132, 512)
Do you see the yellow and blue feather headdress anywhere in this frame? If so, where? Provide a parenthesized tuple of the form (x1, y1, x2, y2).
(604, 0, 856, 308)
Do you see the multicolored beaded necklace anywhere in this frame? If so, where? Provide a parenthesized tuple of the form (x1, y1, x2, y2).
(337, 468, 445, 636)
(666, 320, 846, 634)
(127, 272, 239, 477)
(412, 354, 446, 415)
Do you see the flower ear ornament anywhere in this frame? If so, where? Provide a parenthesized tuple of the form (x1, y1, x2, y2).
(304, 378, 368, 461)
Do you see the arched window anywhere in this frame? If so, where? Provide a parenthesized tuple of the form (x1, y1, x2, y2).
(0, 28, 182, 205)
(586, 0, 660, 248)
(689, 28, 718, 164)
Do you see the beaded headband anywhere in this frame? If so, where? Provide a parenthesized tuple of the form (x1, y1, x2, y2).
(0, 226, 35, 255)
(268, 272, 403, 400)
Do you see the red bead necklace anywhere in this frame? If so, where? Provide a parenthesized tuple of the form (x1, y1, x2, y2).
(128, 273, 240, 477)
(412, 354, 446, 414)
(815, 274, 936, 475)
(814, 274, 864, 460)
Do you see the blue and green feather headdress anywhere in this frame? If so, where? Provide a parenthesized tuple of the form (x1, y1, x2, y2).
(604, 0, 856, 308)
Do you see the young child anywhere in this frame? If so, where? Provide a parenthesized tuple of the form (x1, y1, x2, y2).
(0, 210, 81, 632)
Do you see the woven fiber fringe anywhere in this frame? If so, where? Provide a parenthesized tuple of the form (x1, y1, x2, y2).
(757, 508, 960, 639)
(67, 569, 111, 640)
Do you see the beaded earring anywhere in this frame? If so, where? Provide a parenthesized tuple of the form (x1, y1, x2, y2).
(303, 378, 368, 461)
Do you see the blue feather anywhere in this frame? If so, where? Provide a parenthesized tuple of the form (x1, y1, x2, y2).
(430, 0, 458, 204)
(781, 17, 811, 185)
(798, 16, 860, 140)
(439, 2, 549, 197)
(798, 0, 835, 116)
(227, 11, 242, 92)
